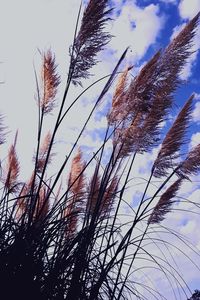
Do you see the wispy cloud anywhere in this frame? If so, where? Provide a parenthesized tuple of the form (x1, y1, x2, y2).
(189, 132, 200, 149)
(109, 1, 164, 62)
(0, 2, 200, 298)
(192, 94, 200, 123)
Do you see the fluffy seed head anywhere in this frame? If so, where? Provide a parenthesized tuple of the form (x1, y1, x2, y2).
(70, 0, 112, 86)
(40, 49, 60, 114)
(4, 141, 20, 192)
(148, 178, 182, 224)
(153, 95, 194, 177)
(34, 131, 53, 173)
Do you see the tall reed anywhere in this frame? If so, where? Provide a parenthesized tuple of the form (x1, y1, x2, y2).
(0, 1, 200, 299)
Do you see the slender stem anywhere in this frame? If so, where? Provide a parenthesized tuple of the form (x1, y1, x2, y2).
(138, 167, 179, 221)
(34, 2, 83, 207)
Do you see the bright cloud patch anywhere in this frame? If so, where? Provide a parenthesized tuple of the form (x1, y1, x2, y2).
(192, 95, 200, 123)
(160, 0, 177, 4)
(189, 132, 200, 149)
(193, 102, 200, 122)
(180, 219, 196, 235)
(179, 0, 200, 19)
(110, 1, 164, 62)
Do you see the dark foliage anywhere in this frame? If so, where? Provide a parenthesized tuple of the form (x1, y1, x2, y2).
(0, 2, 200, 300)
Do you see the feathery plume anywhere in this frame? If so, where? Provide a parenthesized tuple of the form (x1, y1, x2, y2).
(178, 143, 200, 178)
(126, 50, 162, 118)
(101, 176, 118, 217)
(15, 172, 35, 220)
(40, 49, 60, 114)
(65, 149, 86, 237)
(15, 185, 28, 220)
(111, 51, 170, 157)
(64, 203, 79, 239)
(4, 133, 20, 192)
(34, 131, 53, 173)
(25, 171, 36, 192)
(86, 164, 118, 218)
(70, 0, 112, 86)
(35, 185, 49, 222)
(163, 12, 200, 81)
(87, 163, 101, 216)
(136, 95, 170, 151)
(110, 14, 199, 155)
(113, 112, 143, 157)
(107, 66, 133, 124)
(153, 95, 194, 177)
(111, 12, 199, 138)
(115, 90, 171, 158)
(68, 148, 85, 199)
(64, 198, 83, 238)
(148, 178, 182, 224)
(112, 67, 132, 106)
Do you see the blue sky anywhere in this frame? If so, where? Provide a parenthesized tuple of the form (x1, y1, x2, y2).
(0, 0, 200, 299)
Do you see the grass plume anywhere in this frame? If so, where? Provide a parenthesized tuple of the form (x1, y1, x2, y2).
(40, 49, 60, 114)
(70, 0, 112, 86)
(0, 3, 199, 300)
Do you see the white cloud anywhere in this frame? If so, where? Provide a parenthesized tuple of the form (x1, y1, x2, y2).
(193, 103, 200, 122)
(0, 0, 166, 182)
(160, 0, 177, 4)
(0, 0, 116, 181)
(0, 1, 200, 299)
(170, 23, 186, 41)
(0, 0, 82, 176)
(179, 0, 200, 20)
(109, 1, 164, 62)
(180, 219, 196, 235)
(197, 240, 200, 250)
(192, 101, 200, 123)
(189, 132, 200, 149)
(155, 184, 200, 298)
(179, 179, 197, 196)
(194, 93, 200, 100)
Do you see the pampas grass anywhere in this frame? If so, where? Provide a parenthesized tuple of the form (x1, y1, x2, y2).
(0, 1, 200, 299)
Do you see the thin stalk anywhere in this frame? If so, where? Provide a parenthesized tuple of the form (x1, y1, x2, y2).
(34, 2, 83, 208)
(44, 49, 128, 205)
(102, 151, 137, 270)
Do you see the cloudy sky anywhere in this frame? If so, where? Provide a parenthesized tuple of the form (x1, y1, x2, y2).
(0, 0, 200, 299)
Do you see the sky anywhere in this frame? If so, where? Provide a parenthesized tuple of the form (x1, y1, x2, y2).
(0, 0, 200, 299)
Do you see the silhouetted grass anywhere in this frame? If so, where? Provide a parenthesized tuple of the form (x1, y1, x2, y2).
(0, 1, 200, 299)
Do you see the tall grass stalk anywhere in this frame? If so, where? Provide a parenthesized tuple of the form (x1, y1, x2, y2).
(0, 1, 200, 299)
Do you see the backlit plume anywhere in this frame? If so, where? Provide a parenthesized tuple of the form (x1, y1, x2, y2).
(148, 178, 182, 224)
(65, 148, 86, 237)
(107, 66, 133, 124)
(70, 0, 112, 85)
(35, 131, 53, 173)
(4, 133, 20, 192)
(40, 49, 60, 114)
(153, 95, 194, 177)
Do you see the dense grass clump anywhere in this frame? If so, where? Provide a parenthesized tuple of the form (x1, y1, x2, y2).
(0, 1, 200, 299)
